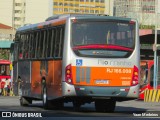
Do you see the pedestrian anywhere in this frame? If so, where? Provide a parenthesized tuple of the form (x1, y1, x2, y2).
(4, 78, 10, 96)
(0, 81, 1, 95)
(7, 83, 11, 96)
(1, 80, 5, 96)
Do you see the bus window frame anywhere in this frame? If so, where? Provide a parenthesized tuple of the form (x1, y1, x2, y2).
(53, 26, 65, 59)
(15, 24, 65, 61)
(47, 28, 55, 58)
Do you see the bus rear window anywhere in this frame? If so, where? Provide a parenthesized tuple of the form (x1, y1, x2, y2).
(71, 21, 135, 58)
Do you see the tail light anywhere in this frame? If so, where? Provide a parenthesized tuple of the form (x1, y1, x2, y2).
(129, 20, 135, 24)
(65, 64, 73, 84)
(131, 65, 139, 86)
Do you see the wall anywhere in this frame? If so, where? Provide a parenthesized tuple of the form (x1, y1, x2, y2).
(0, 0, 13, 26)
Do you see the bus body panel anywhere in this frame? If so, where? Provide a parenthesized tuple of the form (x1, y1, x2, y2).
(31, 61, 41, 98)
(12, 14, 140, 110)
(71, 62, 133, 87)
(47, 60, 62, 100)
(15, 60, 63, 100)
(18, 61, 31, 97)
(62, 58, 139, 99)
(62, 17, 140, 99)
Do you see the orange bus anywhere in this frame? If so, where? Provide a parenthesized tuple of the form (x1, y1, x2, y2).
(139, 60, 160, 99)
(12, 14, 140, 112)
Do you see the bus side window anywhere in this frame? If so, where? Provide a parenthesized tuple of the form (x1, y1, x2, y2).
(24, 34, 29, 59)
(50, 29, 55, 58)
(39, 30, 45, 58)
(0, 65, 5, 75)
(58, 27, 64, 57)
(144, 69, 148, 84)
(54, 26, 64, 58)
(32, 32, 37, 58)
(18, 34, 23, 59)
(35, 31, 40, 58)
(22, 34, 26, 59)
(140, 67, 146, 86)
(6, 65, 10, 75)
(26, 34, 29, 59)
(29, 33, 33, 58)
(44, 30, 48, 58)
(23, 34, 26, 59)
(47, 29, 52, 58)
(54, 28, 60, 58)
(42, 30, 46, 58)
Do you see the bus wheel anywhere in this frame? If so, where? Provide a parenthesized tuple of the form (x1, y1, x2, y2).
(49, 100, 64, 110)
(42, 80, 48, 109)
(20, 97, 31, 106)
(73, 101, 81, 111)
(95, 99, 116, 112)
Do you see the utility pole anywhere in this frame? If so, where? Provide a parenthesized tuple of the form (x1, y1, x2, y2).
(153, 0, 158, 89)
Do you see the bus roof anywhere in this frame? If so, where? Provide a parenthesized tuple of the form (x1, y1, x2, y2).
(16, 14, 133, 33)
(45, 14, 132, 21)
(0, 60, 11, 64)
(17, 23, 39, 32)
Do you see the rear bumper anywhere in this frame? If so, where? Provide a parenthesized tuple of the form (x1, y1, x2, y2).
(62, 82, 139, 99)
(74, 85, 139, 98)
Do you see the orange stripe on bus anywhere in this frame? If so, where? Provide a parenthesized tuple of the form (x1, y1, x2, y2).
(37, 19, 66, 29)
(51, 19, 66, 26)
(72, 66, 133, 86)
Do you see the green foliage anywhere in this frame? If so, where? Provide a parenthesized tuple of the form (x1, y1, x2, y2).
(139, 24, 155, 29)
(0, 49, 9, 60)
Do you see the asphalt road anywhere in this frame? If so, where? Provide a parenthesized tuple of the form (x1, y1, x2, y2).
(0, 96, 160, 120)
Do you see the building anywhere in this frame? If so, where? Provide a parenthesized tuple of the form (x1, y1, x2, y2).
(25, 0, 53, 25)
(0, 23, 15, 41)
(13, 0, 53, 29)
(0, 0, 53, 29)
(0, 0, 113, 29)
(114, 0, 160, 28)
(0, 23, 14, 60)
(13, 0, 26, 29)
(53, 0, 113, 16)
(0, 0, 13, 27)
(0, 0, 114, 29)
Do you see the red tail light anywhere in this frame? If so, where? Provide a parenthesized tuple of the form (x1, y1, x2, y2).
(131, 65, 139, 86)
(65, 64, 73, 84)
(129, 20, 135, 24)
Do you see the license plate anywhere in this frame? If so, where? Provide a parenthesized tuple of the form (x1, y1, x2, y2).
(95, 80, 109, 84)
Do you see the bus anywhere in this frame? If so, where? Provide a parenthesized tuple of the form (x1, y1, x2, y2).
(139, 60, 160, 100)
(12, 14, 140, 112)
(0, 60, 11, 94)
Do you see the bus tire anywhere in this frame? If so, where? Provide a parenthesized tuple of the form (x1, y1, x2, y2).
(49, 100, 64, 110)
(73, 101, 81, 111)
(20, 97, 31, 106)
(42, 79, 49, 109)
(95, 99, 116, 112)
